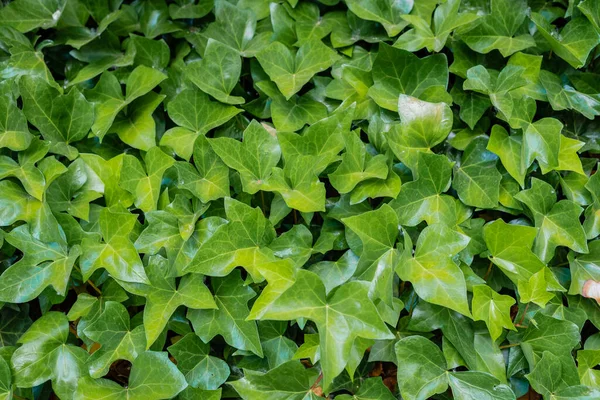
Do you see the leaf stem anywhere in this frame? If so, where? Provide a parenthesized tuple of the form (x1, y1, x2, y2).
(483, 260, 493, 281)
(517, 303, 529, 326)
(499, 343, 520, 349)
(553, 261, 569, 267)
(87, 279, 103, 295)
(73, 264, 103, 295)
(309, 372, 323, 392)
(260, 191, 266, 215)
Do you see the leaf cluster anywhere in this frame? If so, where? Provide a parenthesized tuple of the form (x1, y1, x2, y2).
(1, 0, 600, 399)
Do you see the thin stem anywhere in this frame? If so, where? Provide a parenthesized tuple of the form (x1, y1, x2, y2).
(310, 372, 323, 392)
(553, 261, 570, 268)
(483, 261, 493, 281)
(69, 326, 79, 338)
(87, 280, 103, 295)
(518, 303, 530, 326)
(260, 191, 266, 214)
(499, 343, 520, 350)
(73, 264, 102, 295)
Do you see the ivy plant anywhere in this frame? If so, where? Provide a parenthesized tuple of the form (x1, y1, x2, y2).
(2, 0, 600, 399)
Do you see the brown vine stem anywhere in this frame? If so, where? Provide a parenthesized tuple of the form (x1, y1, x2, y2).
(483, 261, 493, 281)
(309, 372, 323, 395)
(73, 264, 102, 295)
(517, 303, 530, 326)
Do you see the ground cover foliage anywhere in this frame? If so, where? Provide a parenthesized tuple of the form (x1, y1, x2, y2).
(1, 0, 600, 398)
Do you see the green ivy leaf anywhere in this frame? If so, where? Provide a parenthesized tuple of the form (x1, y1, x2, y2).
(256, 40, 339, 100)
(387, 94, 453, 169)
(460, 0, 534, 57)
(369, 43, 449, 111)
(515, 178, 588, 263)
(0, 0, 66, 33)
(250, 270, 393, 389)
(168, 333, 230, 390)
(11, 312, 88, 399)
(186, 39, 244, 105)
(0, 225, 80, 303)
(472, 285, 516, 341)
(395, 336, 448, 400)
(531, 13, 599, 69)
(174, 136, 230, 203)
(20, 76, 94, 144)
(74, 351, 187, 400)
(229, 360, 320, 399)
(389, 152, 459, 226)
(187, 270, 263, 357)
(344, 0, 412, 36)
(119, 147, 175, 213)
(161, 88, 242, 160)
(120, 255, 216, 348)
(395, 0, 479, 52)
(452, 137, 502, 209)
(398, 223, 471, 316)
(342, 204, 399, 306)
(80, 206, 149, 284)
(85, 66, 166, 140)
(83, 301, 145, 378)
(210, 120, 280, 194)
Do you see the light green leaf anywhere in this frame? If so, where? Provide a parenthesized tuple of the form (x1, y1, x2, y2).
(389, 152, 458, 227)
(119, 147, 175, 213)
(487, 125, 526, 187)
(174, 136, 230, 203)
(85, 66, 166, 140)
(80, 206, 149, 284)
(342, 204, 399, 306)
(0, 225, 80, 303)
(110, 92, 164, 151)
(249, 270, 393, 389)
(210, 120, 280, 194)
(256, 40, 339, 100)
(395, 0, 479, 52)
(452, 137, 502, 209)
(472, 285, 516, 341)
(448, 372, 516, 400)
(398, 223, 471, 316)
(387, 94, 453, 169)
(161, 88, 242, 160)
(515, 178, 588, 263)
(329, 130, 388, 193)
(11, 312, 88, 399)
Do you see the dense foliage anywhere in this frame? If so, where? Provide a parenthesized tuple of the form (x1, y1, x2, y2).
(2, 0, 600, 398)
